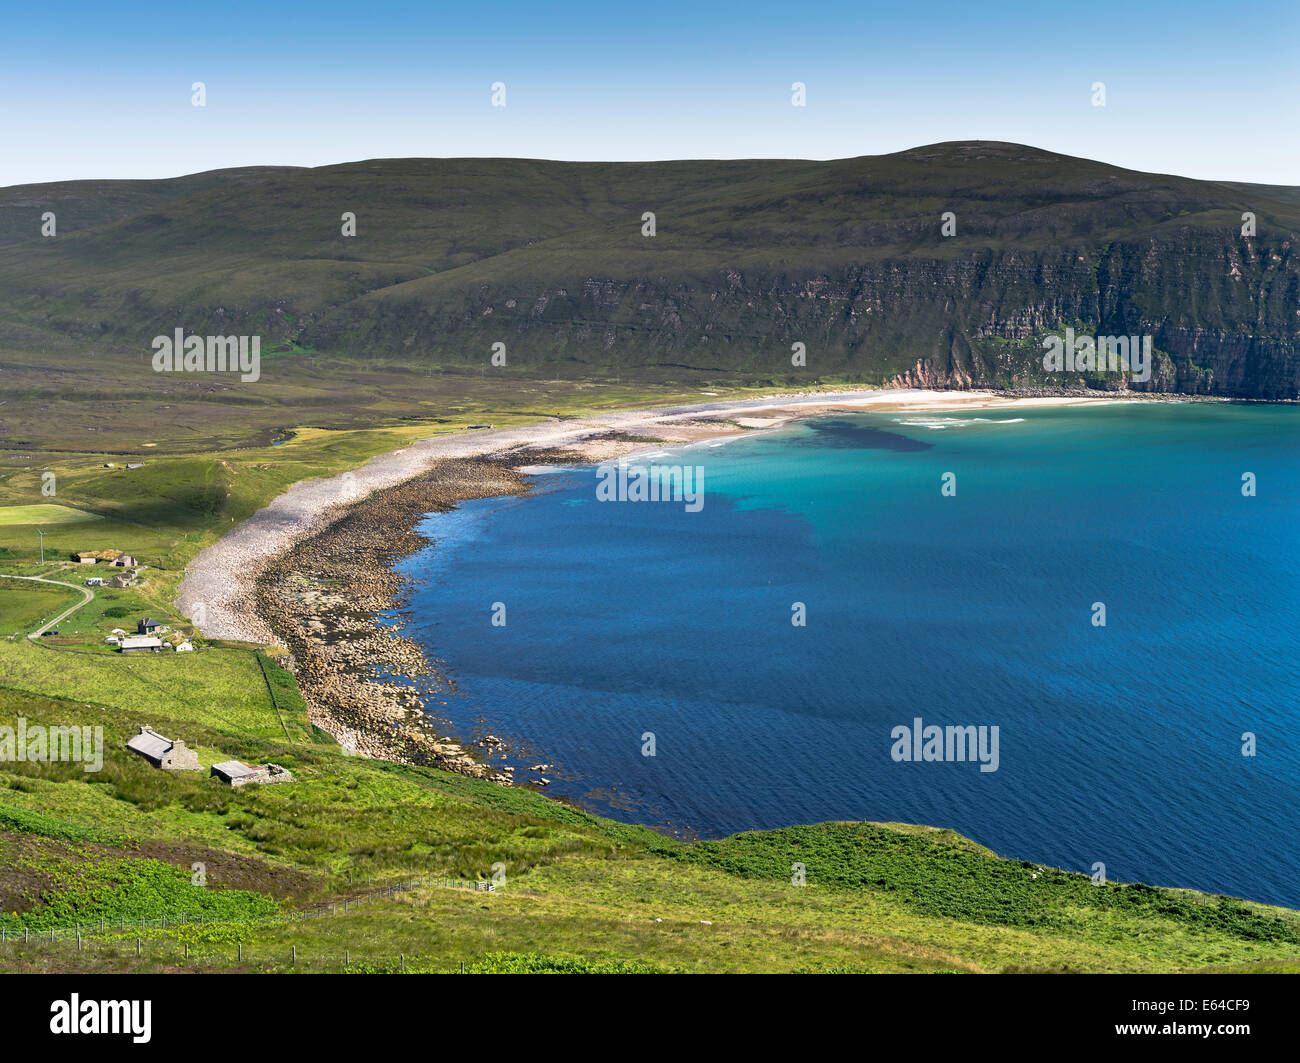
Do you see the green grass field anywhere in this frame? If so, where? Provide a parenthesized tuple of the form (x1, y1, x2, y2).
(0, 504, 104, 526)
(0, 582, 78, 635)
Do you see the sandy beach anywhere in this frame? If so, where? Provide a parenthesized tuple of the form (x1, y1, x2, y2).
(176, 387, 1136, 643)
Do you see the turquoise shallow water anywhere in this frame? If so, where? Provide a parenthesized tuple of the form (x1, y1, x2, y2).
(393, 403, 1300, 906)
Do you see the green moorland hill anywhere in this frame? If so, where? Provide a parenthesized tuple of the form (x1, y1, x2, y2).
(0, 140, 1297, 401)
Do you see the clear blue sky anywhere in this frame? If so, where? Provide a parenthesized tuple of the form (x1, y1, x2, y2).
(1, 0, 1295, 185)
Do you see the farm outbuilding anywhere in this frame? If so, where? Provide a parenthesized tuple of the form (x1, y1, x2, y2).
(72, 549, 126, 564)
(211, 761, 294, 787)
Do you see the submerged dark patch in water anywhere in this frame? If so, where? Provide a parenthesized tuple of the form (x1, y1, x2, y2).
(799, 419, 933, 451)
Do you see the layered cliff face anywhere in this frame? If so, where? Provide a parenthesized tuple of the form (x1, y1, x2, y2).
(0, 142, 1296, 397)
(305, 240, 1299, 397)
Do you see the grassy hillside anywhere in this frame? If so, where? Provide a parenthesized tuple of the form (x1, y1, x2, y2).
(1, 141, 1296, 403)
(3, 677, 1299, 973)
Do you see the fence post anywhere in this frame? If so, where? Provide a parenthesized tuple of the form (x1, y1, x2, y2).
(291, 945, 296, 966)
(345, 949, 349, 967)
(137, 939, 141, 957)
(400, 953, 404, 973)
(76, 925, 81, 951)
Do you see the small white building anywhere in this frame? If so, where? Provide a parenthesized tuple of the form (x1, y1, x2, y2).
(175, 641, 194, 653)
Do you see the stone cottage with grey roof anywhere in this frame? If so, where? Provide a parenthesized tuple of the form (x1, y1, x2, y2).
(125, 726, 200, 771)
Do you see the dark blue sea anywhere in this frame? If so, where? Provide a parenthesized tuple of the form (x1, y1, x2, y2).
(390, 403, 1300, 906)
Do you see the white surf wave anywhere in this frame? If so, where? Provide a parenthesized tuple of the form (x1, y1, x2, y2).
(894, 416, 1025, 429)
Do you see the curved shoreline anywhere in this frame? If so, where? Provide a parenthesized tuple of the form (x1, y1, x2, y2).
(176, 386, 1172, 773)
(177, 387, 1156, 643)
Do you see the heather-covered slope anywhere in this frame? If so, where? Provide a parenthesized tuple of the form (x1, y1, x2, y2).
(1, 142, 1296, 396)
